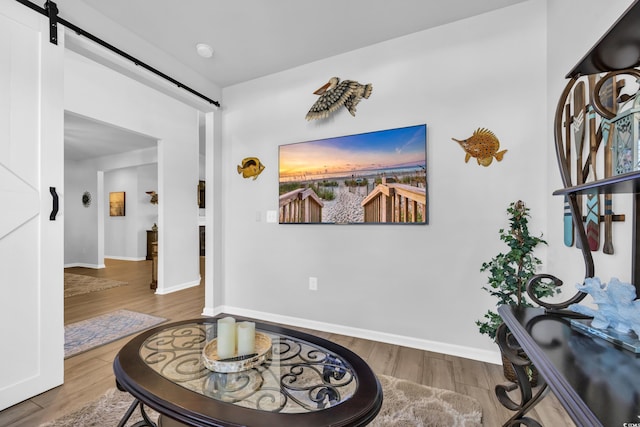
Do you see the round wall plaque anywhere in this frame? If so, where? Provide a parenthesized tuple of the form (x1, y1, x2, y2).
(82, 191, 92, 207)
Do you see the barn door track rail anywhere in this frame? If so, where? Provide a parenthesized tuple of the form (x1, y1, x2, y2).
(14, 0, 221, 108)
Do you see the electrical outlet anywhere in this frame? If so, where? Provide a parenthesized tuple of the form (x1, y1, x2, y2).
(309, 277, 318, 291)
(266, 210, 277, 223)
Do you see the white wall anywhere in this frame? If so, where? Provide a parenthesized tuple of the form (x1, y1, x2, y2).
(58, 0, 639, 364)
(103, 165, 158, 260)
(221, 1, 549, 362)
(64, 49, 201, 293)
(64, 160, 99, 267)
(104, 167, 138, 259)
(138, 164, 159, 250)
(64, 148, 158, 266)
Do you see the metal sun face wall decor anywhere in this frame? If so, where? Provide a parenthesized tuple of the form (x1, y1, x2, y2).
(305, 77, 373, 120)
(451, 128, 507, 167)
(82, 191, 91, 207)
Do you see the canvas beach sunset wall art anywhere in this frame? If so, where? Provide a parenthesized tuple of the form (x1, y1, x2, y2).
(278, 124, 428, 224)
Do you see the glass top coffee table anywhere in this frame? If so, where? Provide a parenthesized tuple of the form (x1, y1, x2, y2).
(113, 318, 383, 426)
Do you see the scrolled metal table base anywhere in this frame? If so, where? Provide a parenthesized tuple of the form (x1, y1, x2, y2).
(495, 323, 549, 427)
(116, 382, 157, 427)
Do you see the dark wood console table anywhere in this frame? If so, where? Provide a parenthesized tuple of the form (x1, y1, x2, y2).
(146, 229, 157, 260)
(498, 305, 640, 426)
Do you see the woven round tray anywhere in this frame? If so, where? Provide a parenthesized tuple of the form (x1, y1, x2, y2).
(202, 332, 272, 373)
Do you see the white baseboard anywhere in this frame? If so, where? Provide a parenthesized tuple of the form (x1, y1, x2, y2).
(104, 256, 146, 262)
(201, 306, 217, 317)
(63, 263, 105, 269)
(155, 278, 201, 295)
(204, 305, 502, 365)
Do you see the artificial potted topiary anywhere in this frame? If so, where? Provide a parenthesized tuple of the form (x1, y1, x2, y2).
(476, 200, 557, 384)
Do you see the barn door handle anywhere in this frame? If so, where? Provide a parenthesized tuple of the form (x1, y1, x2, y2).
(49, 187, 59, 220)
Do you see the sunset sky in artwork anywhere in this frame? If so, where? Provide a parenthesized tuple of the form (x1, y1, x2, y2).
(279, 124, 426, 181)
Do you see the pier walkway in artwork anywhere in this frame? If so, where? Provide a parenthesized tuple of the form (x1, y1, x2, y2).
(279, 188, 324, 223)
(361, 181, 426, 223)
(279, 178, 427, 224)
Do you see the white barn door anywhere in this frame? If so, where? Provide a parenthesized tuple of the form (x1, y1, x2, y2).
(0, 2, 64, 410)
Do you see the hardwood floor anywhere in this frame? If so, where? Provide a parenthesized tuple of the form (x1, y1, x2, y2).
(0, 259, 575, 426)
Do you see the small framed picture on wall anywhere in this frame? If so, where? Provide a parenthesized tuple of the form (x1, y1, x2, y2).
(198, 181, 205, 208)
(109, 191, 126, 216)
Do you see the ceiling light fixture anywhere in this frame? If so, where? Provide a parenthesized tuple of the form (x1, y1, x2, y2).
(196, 43, 214, 58)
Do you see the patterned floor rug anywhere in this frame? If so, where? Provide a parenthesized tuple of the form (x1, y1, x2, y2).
(64, 272, 128, 297)
(39, 375, 482, 426)
(372, 375, 482, 426)
(64, 309, 166, 359)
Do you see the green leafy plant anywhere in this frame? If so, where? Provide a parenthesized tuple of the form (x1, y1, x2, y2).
(476, 200, 557, 340)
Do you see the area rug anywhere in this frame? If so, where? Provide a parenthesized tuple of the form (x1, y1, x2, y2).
(64, 309, 166, 359)
(39, 388, 159, 427)
(64, 272, 128, 297)
(39, 375, 482, 426)
(372, 375, 482, 426)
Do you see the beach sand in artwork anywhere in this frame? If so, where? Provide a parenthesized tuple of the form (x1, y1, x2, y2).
(321, 183, 367, 223)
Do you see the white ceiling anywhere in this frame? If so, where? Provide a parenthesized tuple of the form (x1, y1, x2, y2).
(59, 0, 527, 160)
(69, 0, 527, 89)
(65, 112, 157, 161)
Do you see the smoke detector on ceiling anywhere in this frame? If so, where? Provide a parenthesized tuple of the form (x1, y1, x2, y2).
(196, 43, 214, 58)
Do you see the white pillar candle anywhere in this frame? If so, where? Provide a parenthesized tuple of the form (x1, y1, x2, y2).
(216, 317, 236, 359)
(236, 321, 256, 356)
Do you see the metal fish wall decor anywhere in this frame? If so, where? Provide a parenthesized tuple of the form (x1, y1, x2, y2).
(452, 128, 507, 167)
(237, 157, 265, 180)
(145, 191, 158, 204)
(306, 77, 372, 120)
